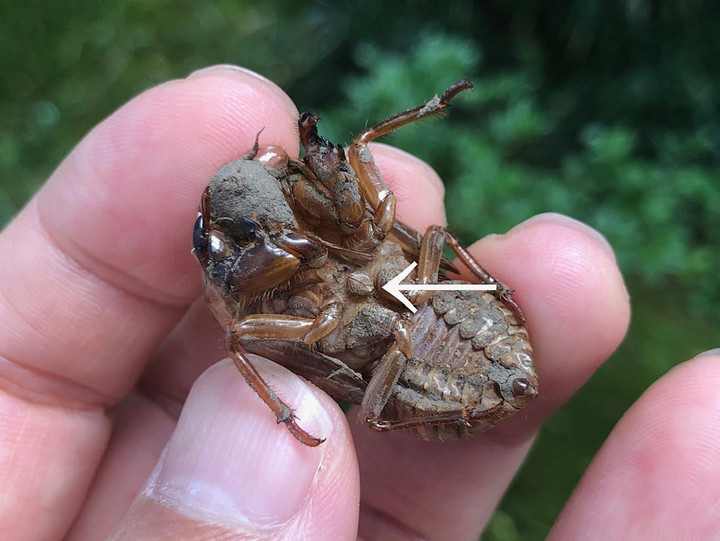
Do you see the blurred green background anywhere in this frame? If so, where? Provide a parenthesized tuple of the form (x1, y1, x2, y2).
(1, 1, 718, 538)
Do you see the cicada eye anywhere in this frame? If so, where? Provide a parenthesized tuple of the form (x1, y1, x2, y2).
(192, 213, 212, 267)
(235, 217, 261, 242)
(192, 214, 206, 252)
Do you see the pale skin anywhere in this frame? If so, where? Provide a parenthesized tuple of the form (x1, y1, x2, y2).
(0, 64, 718, 540)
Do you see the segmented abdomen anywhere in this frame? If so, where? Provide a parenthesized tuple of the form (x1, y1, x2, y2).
(389, 286, 537, 442)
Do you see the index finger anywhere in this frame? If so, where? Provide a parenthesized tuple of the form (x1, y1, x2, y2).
(0, 66, 299, 538)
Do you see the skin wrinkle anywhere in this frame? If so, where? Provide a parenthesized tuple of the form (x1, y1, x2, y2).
(0, 394, 110, 539)
(134, 376, 187, 422)
(34, 202, 156, 338)
(0, 201, 187, 411)
(35, 202, 186, 315)
(0, 353, 112, 412)
(0, 276, 45, 346)
(45, 214, 192, 312)
(139, 300, 227, 414)
(64, 114, 196, 256)
(0, 279, 118, 411)
(358, 437, 450, 537)
(354, 430, 535, 540)
(468, 414, 538, 449)
(46, 151, 200, 308)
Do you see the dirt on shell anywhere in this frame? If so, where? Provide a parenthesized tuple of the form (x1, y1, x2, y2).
(209, 158, 298, 233)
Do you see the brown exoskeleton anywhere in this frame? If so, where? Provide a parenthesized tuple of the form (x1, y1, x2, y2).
(193, 81, 537, 446)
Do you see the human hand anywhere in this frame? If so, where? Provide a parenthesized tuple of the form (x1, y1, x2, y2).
(1, 65, 714, 540)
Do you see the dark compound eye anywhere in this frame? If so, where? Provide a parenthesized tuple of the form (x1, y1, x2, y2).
(192, 213, 208, 263)
(235, 217, 260, 241)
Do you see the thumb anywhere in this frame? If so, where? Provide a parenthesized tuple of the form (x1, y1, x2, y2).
(110, 357, 359, 540)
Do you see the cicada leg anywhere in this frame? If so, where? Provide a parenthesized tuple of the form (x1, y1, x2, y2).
(394, 223, 526, 324)
(227, 307, 343, 447)
(443, 230, 526, 323)
(407, 224, 447, 306)
(363, 402, 507, 433)
(345, 80, 474, 247)
(357, 318, 413, 428)
(227, 342, 325, 447)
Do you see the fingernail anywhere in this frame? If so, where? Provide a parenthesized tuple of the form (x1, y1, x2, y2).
(148, 357, 332, 526)
(694, 348, 720, 359)
(187, 64, 270, 83)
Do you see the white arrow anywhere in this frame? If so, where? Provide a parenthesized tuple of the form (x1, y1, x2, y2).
(382, 261, 497, 313)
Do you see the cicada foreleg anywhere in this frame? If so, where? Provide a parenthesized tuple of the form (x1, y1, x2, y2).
(227, 309, 342, 447)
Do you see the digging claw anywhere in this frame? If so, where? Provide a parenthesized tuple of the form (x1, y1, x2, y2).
(285, 417, 325, 446)
(276, 405, 325, 446)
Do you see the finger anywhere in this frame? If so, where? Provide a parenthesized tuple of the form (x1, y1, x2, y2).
(353, 213, 630, 540)
(549, 352, 720, 539)
(471, 213, 630, 425)
(0, 65, 299, 538)
(67, 300, 226, 538)
(108, 358, 359, 541)
(65, 390, 176, 540)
